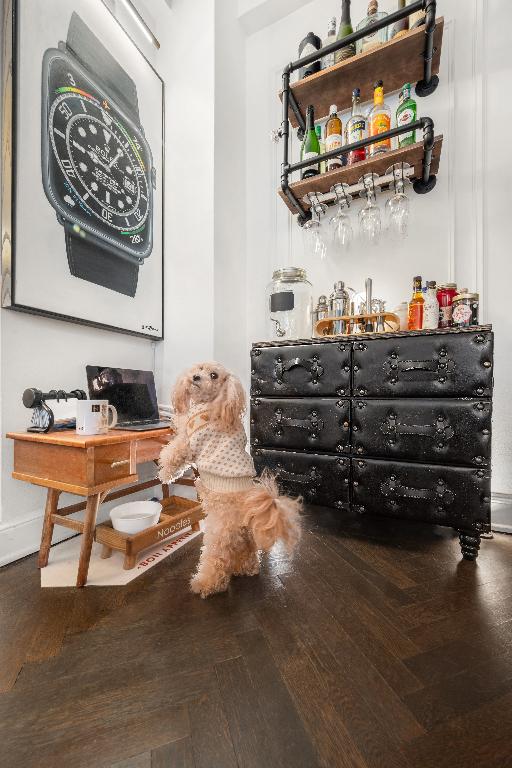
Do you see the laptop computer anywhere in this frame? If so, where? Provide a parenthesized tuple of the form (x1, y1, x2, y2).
(86, 366, 170, 431)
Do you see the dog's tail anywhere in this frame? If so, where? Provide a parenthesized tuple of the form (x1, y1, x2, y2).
(242, 469, 302, 553)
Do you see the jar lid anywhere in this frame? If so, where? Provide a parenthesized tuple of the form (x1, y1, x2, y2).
(439, 282, 457, 289)
(272, 267, 307, 281)
(454, 292, 479, 301)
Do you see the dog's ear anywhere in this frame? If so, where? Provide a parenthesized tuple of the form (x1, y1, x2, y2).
(171, 372, 191, 415)
(211, 374, 246, 431)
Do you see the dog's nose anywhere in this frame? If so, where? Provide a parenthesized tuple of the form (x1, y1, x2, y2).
(192, 375, 201, 382)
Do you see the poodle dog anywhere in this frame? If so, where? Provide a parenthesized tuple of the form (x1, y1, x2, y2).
(158, 362, 302, 598)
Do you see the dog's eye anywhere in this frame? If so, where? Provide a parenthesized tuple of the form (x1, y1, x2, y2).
(210, 372, 218, 380)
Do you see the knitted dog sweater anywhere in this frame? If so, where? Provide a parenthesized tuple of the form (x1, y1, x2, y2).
(185, 403, 256, 493)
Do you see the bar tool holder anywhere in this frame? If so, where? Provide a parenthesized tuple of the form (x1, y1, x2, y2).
(22, 388, 87, 433)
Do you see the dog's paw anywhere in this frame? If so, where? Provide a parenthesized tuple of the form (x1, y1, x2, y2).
(190, 573, 229, 598)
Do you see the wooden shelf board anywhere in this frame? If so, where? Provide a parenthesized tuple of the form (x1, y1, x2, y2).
(282, 18, 444, 126)
(278, 135, 443, 214)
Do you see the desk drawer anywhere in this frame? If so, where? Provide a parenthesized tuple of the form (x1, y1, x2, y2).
(136, 435, 171, 464)
(94, 443, 133, 485)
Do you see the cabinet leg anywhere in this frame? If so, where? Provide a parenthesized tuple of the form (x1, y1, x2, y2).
(76, 493, 102, 588)
(38, 488, 61, 568)
(459, 530, 481, 561)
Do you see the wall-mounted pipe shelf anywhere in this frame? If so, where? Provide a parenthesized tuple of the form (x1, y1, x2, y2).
(277, 0, 443, 224)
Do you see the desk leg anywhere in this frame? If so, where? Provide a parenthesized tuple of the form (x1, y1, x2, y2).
(38, 488, 61, 568)
(76, 493, 101, 588)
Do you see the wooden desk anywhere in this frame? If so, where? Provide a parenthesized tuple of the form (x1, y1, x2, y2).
(7, 428, 192, 587)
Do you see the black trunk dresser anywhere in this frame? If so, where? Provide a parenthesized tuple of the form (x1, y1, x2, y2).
(250, 326, 494, 560)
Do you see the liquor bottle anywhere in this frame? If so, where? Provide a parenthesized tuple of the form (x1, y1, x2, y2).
(345, 88, 367, 164)
(355, 0, 388, 54)
(408, 275, 424, 330)
(298, 32, 322, 79)
(335, 0, 355, 64)
(390, 0, 409, 40)
(322, 17, 337, 69)
(368, 81, 391, 156)
(423, 280, 439, 329)
(407, 0, 426, 29)
(301, 105, 320, 179)
(396, 83, 417, 147)
(315, 125, 326, 173)
(325, 105, 343, 172)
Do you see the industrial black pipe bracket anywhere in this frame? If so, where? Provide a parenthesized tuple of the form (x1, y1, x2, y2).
(415, 0, 440, 97)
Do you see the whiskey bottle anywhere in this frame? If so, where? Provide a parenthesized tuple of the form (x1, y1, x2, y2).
(325, 105, 343, 171)
(390, 0, 409, 40)
(408, 276, 424, 330)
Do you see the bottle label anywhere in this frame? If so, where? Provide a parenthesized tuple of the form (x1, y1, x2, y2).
(348, 119, 366, 143)
(423, 300, 439, 329)
(397, 106, 416, 145)
(302, 151, 319, 176)
(439, 305, 453, 327)
(325, 133, 343, 170)
(452, 302, 472, 325)
(301, 42, 318, 57)
(370, 112, 391, 151)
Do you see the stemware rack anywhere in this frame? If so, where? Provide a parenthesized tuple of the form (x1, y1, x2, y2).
(276, 0, 444, 224)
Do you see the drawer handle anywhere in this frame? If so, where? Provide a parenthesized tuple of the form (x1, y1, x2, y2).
(380, 476, 454, 504)
(275, 465, 322, 486)
(111, 459, 130, 469)
(383, 357, 455, 382)
(272, 411, 324, 435)
(274, 357, 324, 385)
(380, 415, 454, 444)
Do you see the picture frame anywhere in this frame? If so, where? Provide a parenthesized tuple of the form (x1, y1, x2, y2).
(1, 0, 165, 340)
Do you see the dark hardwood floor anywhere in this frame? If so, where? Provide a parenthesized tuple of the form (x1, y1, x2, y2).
(1, 507, 512, 768)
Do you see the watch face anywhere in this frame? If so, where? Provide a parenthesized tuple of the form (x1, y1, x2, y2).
(41, 49, 154, 261)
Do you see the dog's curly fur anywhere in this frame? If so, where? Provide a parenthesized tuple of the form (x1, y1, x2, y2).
(158, 362, 302, 598)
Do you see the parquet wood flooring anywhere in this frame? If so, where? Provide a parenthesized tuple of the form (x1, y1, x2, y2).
(1, 507, 511, 767)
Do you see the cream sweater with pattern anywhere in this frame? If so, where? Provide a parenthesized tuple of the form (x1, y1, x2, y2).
(178, 403, 256, 492)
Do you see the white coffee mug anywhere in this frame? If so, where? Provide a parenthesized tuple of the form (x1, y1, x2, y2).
(76, 400, 117, 435)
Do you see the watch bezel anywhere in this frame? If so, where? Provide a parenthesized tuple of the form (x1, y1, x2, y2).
(41, 47, 154, 263)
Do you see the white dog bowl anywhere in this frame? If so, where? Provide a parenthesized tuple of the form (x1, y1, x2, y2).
(110, 500, 161, 534)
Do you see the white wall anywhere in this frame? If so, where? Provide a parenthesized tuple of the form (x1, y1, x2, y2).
(217, 0, 512, 527)
(0, 0, 215, 565)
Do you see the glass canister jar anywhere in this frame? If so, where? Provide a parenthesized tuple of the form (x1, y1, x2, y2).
(266, 267, 313, 340)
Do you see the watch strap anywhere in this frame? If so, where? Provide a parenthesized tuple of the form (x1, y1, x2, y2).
(65, 231, 139, 298)
(67, 12, 140, 123)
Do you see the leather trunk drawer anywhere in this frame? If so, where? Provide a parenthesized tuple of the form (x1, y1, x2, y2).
(253, 448, 349, 508)
(352, 398, 492, 467)
(251, 342, 351, 397)
(251, 397, 350, 453)
(352, 331, 493, 398)
(352, 458, 491, 529)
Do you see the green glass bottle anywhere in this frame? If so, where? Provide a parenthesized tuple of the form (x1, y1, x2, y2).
(301, 105, 320, 179)
(335, 0, 355, 64)
(396, 82, 417, 147)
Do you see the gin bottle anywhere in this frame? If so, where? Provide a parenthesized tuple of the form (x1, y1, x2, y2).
(356, 0, 388, 54)
(396, 83, 417, 147)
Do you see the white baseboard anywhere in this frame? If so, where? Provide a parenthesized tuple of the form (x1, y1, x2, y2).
(0, 473, 194, 568)
(491, 493, 512, 534)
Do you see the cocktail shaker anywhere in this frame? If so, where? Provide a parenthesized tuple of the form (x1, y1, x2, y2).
(330, 281, 350, 335)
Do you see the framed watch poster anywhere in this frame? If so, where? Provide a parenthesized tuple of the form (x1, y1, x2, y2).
(1, 0, 164, 339)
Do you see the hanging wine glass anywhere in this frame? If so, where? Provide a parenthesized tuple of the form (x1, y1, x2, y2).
(358, 173, 382, 246)
(385, 163, 411, 240)
(329, 183, 353, 253)
(303, 192, 328, 260)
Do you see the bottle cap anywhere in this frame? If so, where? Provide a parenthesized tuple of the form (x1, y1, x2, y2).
(374, 80, 384, 89)
(368, 0, 378, 14)
(329, 105, 338, 115)
(427, 280, 436, 288)
(353, 87, 360, 98)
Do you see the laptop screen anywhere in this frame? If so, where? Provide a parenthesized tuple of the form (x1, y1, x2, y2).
(86, 366, 159, 424)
